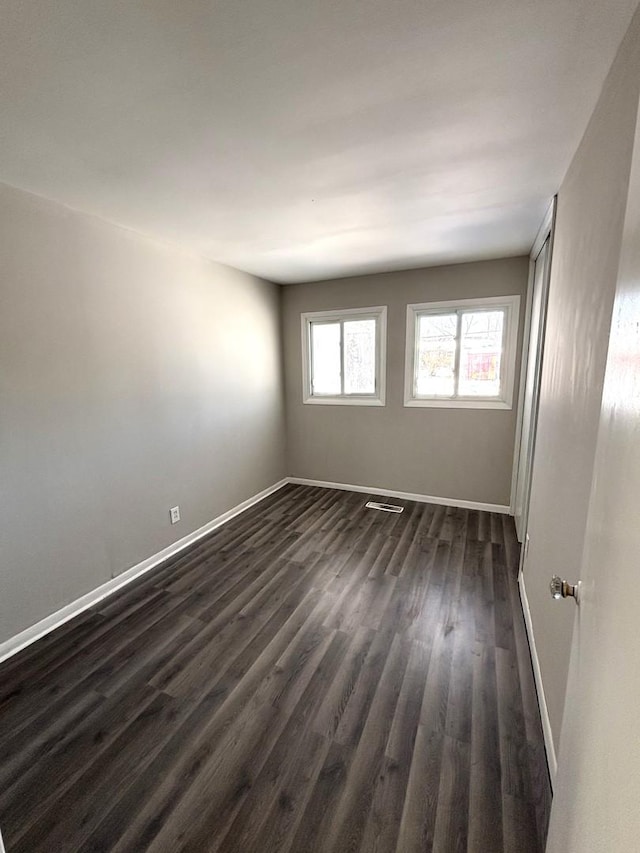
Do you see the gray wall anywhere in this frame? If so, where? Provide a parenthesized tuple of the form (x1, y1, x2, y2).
(282, 257, 529, 506)
(0, 183, 286, 644)
(523, 8, 640, 756)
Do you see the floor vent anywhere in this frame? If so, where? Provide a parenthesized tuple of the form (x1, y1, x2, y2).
(365, 501, 404, 514)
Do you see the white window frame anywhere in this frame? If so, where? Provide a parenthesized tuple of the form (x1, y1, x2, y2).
(301, 305, 387, 406)
(404, 295, 520, 409)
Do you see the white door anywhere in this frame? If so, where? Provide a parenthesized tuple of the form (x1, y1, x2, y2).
(546, 101, 640, 851)
(513, 214, 554, 541)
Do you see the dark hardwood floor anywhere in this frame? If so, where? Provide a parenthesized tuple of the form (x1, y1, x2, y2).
(0, 484, 551, 852)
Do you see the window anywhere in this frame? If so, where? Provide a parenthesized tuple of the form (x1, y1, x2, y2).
(302, 306, 387, 405)
(404, 295, 520, 409)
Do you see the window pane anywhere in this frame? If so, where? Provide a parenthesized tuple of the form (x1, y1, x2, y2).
(458, 310, 504, 397)
(416, 313, 457, 396)
(344, 319, 376, 394)
(311, 322, 341, 395)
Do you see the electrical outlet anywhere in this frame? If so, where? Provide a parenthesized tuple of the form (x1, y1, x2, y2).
(170, 506, 180, 524)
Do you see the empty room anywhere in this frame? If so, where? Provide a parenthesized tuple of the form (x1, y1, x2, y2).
(2, 2, 640, 851)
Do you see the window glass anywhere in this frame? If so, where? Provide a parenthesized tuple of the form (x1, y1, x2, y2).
(416, 312, 457, 397)
(311, 322, 341, 395)
(344, 318, 376, 394)
(458, 310, 504, 397)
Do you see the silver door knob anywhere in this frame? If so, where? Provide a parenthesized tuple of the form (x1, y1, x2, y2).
(550, 575, 579, 603)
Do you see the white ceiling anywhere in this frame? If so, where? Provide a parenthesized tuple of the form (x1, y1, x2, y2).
(1, 1, 637, 283)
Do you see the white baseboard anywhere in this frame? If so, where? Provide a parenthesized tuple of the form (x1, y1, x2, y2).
(518, 569, 557, 786)
(0, 479, 289, 665)
(0, 475, 509, 667)
(287, 477, 511, 514)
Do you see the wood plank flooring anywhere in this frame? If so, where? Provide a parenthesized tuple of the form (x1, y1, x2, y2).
(0, 484, 551, 852)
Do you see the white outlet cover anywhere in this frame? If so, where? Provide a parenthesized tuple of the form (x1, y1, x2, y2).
(170, 506, 180, 524)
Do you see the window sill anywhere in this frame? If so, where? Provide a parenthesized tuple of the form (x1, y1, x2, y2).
(303, 396, 386, 407)
(404, 398, 512, 410)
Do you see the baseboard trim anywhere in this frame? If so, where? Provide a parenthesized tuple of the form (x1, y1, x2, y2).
(287, 477, 511, 514)
(518, 570, 558, 786)
(0, 475, 509, 666)
(0, 478, 289, 665)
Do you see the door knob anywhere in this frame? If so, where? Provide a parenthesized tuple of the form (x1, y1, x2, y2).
(550, 575, 580, 604)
